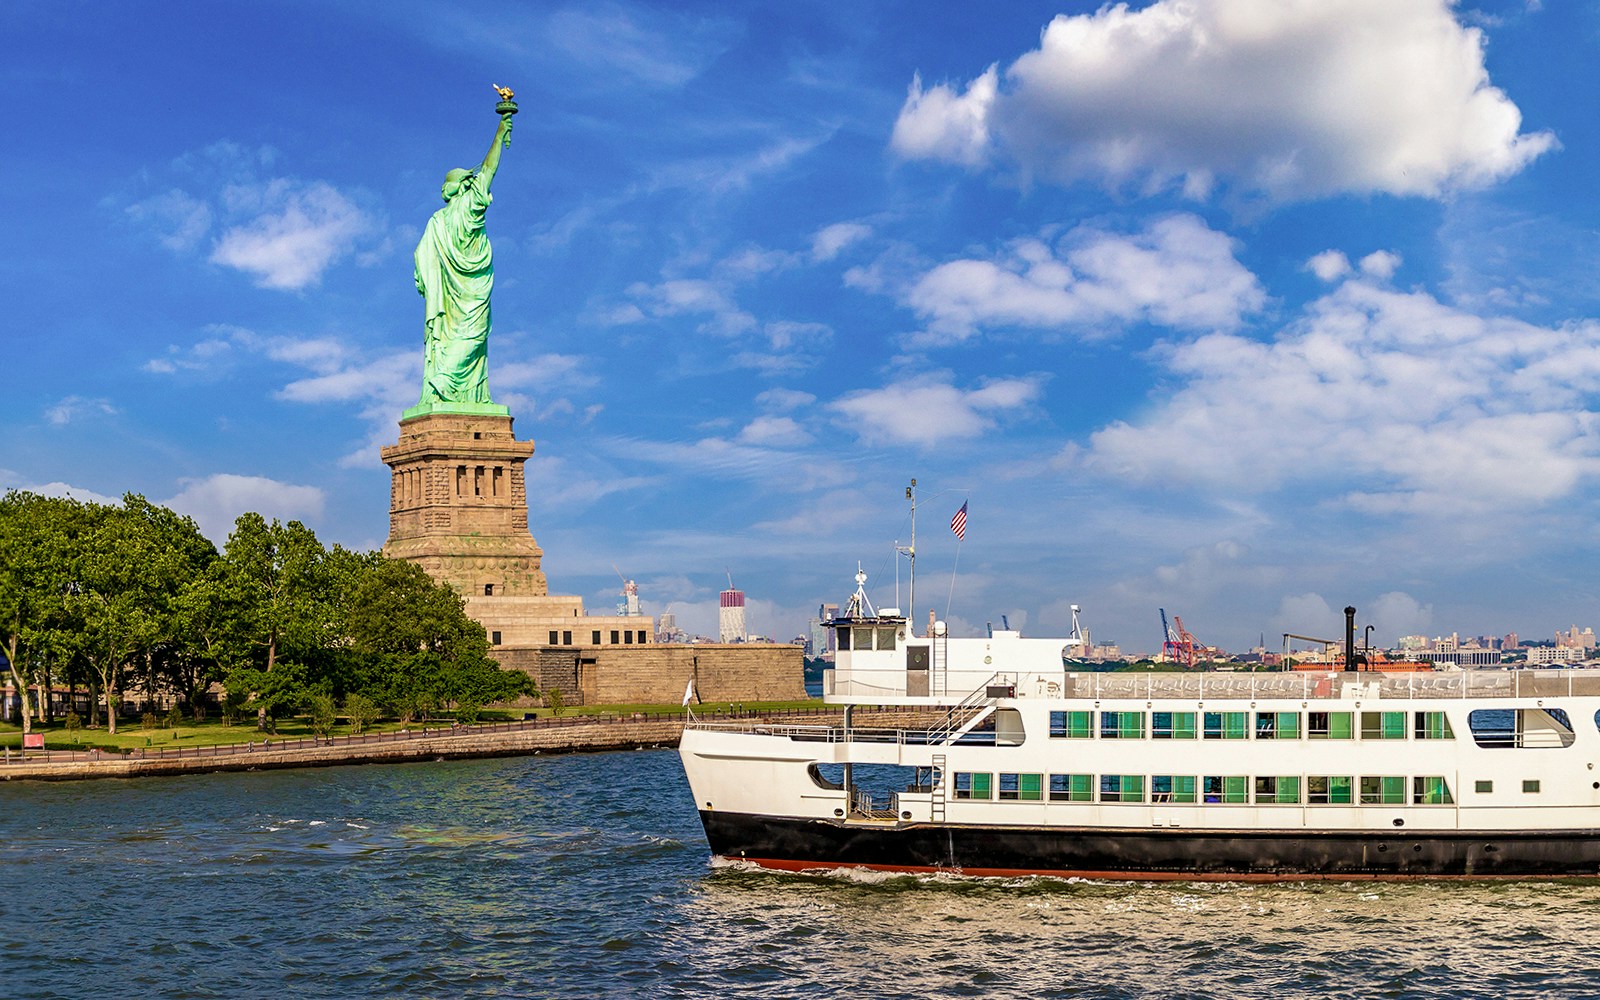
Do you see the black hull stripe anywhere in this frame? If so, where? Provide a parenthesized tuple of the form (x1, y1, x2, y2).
(700, 811, 1600, 880)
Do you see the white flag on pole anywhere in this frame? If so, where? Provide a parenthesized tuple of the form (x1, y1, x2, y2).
(682, 678, 696, 706)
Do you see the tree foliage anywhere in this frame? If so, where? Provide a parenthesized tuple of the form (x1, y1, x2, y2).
(0, 491, 531, 732)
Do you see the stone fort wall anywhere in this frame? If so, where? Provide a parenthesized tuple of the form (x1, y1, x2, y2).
(492, 644, 805, 707)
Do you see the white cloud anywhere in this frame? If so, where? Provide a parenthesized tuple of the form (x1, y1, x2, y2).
(211, 180, 375, 290)
(904, 214, 1263, 342)
(44, 396, 117, 426)
(1307, 250, 1351, 282)
(616, 249, 835, 370)
(1272, 593, 1338, 646)
(605, 434, 824, 482)
(736, 416, 812, 448)
(162, 474, 325, 543)
(276, 351, 415, 405)
(1359, 250, 1402, 280)
(546, 4, 737, 87)
(1368, 592, 1434, 643)
(1081, 277, 1600, 514)
(124, 189, 212, 252)
(755, 388, 816, 411)
(893, 0, 1554, 203)
(0, 478, 121, 506)
(828, 375, 1044, 447)
(811, 222, 873, 262)
(489, 354, 596, 391)
(522, 455, 657, 512)
(891, 66, 998, 167)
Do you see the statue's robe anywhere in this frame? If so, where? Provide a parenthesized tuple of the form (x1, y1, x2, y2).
(414, 174, 494, 405)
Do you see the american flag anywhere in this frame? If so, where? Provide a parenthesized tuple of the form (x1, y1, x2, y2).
(950, 500, 968, 541)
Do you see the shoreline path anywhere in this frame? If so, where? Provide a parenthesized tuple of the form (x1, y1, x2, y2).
(0, 707, 850, 782)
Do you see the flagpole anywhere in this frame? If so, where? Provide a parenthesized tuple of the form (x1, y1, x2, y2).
(946, 498, 968, 623)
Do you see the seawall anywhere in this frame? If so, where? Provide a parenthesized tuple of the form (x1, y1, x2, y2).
(0, 706, 921, 783)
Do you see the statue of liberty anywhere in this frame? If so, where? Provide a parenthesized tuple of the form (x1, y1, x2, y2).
(410, 87, 517, 415)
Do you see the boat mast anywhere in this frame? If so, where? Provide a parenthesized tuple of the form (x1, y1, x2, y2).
(901, 479, 917, 627)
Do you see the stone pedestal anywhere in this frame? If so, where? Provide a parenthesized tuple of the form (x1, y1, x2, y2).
(380, 412, 547, 597)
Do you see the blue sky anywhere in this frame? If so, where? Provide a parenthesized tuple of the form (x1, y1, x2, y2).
(5, 0, 1599, 653)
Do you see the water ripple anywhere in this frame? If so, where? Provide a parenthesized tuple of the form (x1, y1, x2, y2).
(7, 752, 1600, 998)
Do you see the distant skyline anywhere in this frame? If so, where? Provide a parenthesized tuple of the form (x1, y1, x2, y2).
(6, 1, 1600, 650)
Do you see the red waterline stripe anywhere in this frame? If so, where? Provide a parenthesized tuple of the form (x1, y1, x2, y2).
(728, 856, 1577, 882)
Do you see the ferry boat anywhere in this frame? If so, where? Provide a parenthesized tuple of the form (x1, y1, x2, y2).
(680, 575, 1600, 880)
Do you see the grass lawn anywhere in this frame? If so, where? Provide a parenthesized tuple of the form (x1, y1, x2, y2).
(0, 697, 829, 753)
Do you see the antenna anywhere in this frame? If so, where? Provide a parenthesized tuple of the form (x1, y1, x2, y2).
(726, 568, 734, 590)
(895, 479, 916, 626)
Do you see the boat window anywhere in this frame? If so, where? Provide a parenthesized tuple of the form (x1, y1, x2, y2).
(1100, 774, 1145, 803)
(1468, 708, 1576, 748)
(1523, 779, 1541, 793)
(1203, 711, 1248, 740)
(876, 626, 897, 651)
(1255, 712, 1300, 740)
(999, 772, 1042, 801)
(1413, 776, 1454, 804)
(1308, 711, 1354, 739)
(1049, 773, 1093, 802)
(1307, 776, 1354, 804)
(1049, 710, 1092, 739)
(853, 627, 876, 650)
(1255, 776, 1300, 804)
(837, 627, 851, 651)
(1100, 710, 1145, 739)
(1152, 711, 1197, 739)
(1203, 776, 1248, 803)
(1360, 711, 1407, 740)
(954, 772, 992, 800)
(807, 764, 844, 790)
(1151, 775, 1197, 803)
(1475, 780, 1493, 794)
(1360, 776, 1406, 804)
(1414, 711, 1454, 740)
(993, 708, 1026, 746)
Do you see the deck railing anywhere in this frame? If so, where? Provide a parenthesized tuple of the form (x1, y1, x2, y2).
(823, 667, 1600, 703)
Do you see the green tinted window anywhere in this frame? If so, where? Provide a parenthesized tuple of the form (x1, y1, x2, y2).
(1309, 712, 1354, 739)
(1204, 712, 1248, 739)
(1412, 776, 1453, 804)
(1308, 776, 1354, 804)
(1153, 775, 1197, 803)
(1414, 711, 1454, 740)
(1049, 773, 1093, 802)
(1360, 775, 1405, 804)
(1361, 711, 1407, 740)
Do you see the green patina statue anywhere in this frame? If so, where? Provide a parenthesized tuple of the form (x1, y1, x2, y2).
(405, 87, 518, 419)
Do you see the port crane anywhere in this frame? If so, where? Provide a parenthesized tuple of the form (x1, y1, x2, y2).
(1159, 608, 1197, 668)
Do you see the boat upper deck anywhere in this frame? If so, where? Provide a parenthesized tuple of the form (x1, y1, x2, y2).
(822, 665, 1600, 705)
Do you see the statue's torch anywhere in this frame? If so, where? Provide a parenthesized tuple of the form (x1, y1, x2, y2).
(493, 83, 518, 147)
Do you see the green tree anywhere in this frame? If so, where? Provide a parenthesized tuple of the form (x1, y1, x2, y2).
(343, 692, 379, 734)
(217, 514, 327, 731)
(340, 556, 531, 715)
(0, 491, 78, 735)
(307, 692, 337, 737)
(71, 496, 214, 735)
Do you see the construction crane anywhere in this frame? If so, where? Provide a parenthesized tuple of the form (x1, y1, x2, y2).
(612, 563, 641, 617)
(1159, 608, 1197, 668)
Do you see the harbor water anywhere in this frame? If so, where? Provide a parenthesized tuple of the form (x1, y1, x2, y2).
(4, 750, 1600, 998)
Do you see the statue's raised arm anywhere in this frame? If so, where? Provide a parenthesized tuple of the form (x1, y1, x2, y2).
(406, 90, 519, 417)
(478, 113, 513, 192)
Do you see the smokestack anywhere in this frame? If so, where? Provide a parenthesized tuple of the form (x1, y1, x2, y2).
(1344, 606, 1357, 672)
